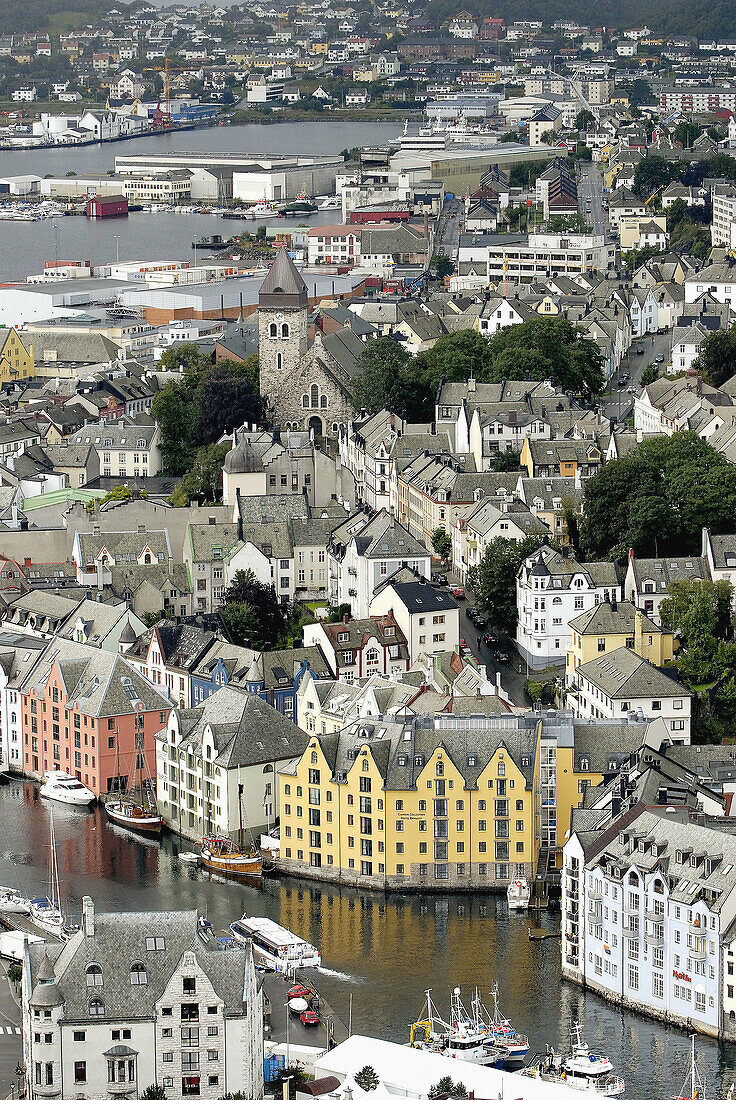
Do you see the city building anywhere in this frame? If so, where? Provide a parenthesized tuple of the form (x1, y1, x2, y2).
(565, 599, 676, 681)
(303, 614, 410, 682)
(21, 899, 264, 1100)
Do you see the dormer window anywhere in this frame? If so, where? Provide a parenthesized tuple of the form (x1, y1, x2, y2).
(86, 964, 103, 987)
(338, 632, 349, 643)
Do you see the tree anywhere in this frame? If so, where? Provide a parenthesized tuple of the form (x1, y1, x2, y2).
(431, 526, 452, 562)
(580, 433, 736, 562)
(487, 450, 522, 472)
(674, 120, 702, 149)
(482, 318, 605, 397)
(468, 534, 548, 634)
(328, 602, 352, 622)
(195, 357, 261, 445)
(351, 338, 415, 416)
(694, 325, 736, 388)
(354, 1067, 379, 1092)
(428, 1077, 455, 1099)
(640, 363, 660, 387)
(575, 108, 595, 131)
(181, 443, 230, 503)
(223, 569, 289, 648)
(431, 255, 455, 280)
(660, 578, 734, 649)
(7, 962, 21, 983)
(139, 1087, 167, 1100)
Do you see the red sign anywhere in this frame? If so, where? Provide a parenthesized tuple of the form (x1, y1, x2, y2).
(673, 970, 692, 982)
(526, 200, 532, 206)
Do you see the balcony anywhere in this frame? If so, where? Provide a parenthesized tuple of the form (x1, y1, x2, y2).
(588, 884, 602, 900)
(645, 926, 664, 946)
(107, 1082, 137, 1097)
(689, 942, 707, 960)
(689, 913, 705, 929)
(622, 924, 639, 939)
(646, 904, 665, 921)
(34, 1086, 61, 1098)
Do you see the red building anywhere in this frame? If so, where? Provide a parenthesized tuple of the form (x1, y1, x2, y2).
(20, 639, 171, 794)
(86, 193, 128, 218)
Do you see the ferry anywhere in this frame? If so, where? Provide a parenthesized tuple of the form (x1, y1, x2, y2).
(409, 988, 508, 1070)
(524, 1023, 624, 1095)
(229, 914, 321, 973)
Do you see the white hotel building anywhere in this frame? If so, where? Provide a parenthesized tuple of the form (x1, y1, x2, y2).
(562, 805, 736, 1040)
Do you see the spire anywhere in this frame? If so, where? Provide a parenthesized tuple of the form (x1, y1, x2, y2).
(259, 247, 308, 310)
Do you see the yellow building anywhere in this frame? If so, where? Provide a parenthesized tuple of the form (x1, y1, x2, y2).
(566, 599, 676, 682)
(278, 712, 646, 890)
(0, 329, 33, 384)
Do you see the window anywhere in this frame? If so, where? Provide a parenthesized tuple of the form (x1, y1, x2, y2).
(146, 937, 165, 951)
(86, 964, 103, 987)
(74, 1063, 86, 1084)
(130, 963, 147, 985)
(89, 998, 104, 1016)
(73, 1032, 85, 1043)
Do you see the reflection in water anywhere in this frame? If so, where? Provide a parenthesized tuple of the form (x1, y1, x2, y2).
(1, 781, 734, 1099)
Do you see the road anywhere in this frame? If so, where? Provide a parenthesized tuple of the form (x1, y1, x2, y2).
(602, 330, 673, 421)
(434, 196, 464, 264)
(0, 963, 22, 1100)
(577, 162, 607, 236)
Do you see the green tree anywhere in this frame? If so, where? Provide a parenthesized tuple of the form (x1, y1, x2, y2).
(432, 255, 455, 280)
(354, 1067, 380, 1092)
(580, 433, 736, 562)
(220, 602, 258, 647)
(674, 120, 701, 148)
(223, 569, 289, 648)
(487, 450, 522, 472)
(141, 611, 164, 628)
(139, 1087, 168, 1100)
(431, 526, 452, 562)
(632, 155, 683, 199)
(428, 1077, 455, 1099)
(660, 578, 734, 648)
(468, 534, 548, 634)
(181, 443, 230, 503)
(640, 363, 660, 387)
(351, 338, 416, 417)
(482, 317, 605, 396)
(151, 380, 196, 476)
(7, 962, 21, 983)
(195, 358, 261, 445)
(694, 325, 736, 388)
(328, 602, 352, 623)
(575, 108, 595, 131)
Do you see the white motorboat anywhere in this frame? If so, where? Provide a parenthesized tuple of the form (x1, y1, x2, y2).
(230, 915, 321, 973)
(178, 851, 200, 864)
(319, 195, 342, 209)
(246, 200, 279, 219)
(507, 877, 531, 910)
(524, 1023, 624, 1096)
(40, 771, 95, 806)
(0, 887, 30, 914)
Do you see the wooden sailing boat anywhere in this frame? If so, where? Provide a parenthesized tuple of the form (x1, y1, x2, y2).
(201, 779, 262, 878)
(674, 1035, 706, 1100)
(104, 730, 163, 837)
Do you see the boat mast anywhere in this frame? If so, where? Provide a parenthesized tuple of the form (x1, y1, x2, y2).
(49, 811, 62, 918)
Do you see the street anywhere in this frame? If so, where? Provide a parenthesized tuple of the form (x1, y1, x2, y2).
(434, 196, 464, 264)
(602, 330, 672, 421)
(0, 963, 22, 1100)
(577, 162, 607, 236)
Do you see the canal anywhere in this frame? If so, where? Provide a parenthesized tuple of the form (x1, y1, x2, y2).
(1, 782, 734, 1099)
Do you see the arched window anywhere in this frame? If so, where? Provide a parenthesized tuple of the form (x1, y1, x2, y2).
(89, 998, 105, 1016)
(281, 323, 290, 339)
(130, 963, 147, 986)
(320, 394, 327, 409)
(311, 751, 318, 764)
(276, 352, 283, 371)
(86, 964, 103, 987)
(362, 759, 369, 772)
(302, 394, 309, 408)
(311, 383, 319, 408)
(269, 322, 278, 338)
(144, 554, 152, 564)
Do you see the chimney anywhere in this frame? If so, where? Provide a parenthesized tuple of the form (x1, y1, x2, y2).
(635, 607, 643, 657)
(467, 375, 476, 393)
(610, 592, 617, 612)
(82, 895, 95, 937)
(343, 613, 350, 624)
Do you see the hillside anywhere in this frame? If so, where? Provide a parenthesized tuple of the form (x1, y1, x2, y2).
(0, 0, 118, 33)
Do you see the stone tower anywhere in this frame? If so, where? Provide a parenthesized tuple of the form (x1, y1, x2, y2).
(258, 247, 309, 426)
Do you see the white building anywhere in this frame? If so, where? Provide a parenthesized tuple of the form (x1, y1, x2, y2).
(711, 189, 736, 248)
(369, 576, 460, 662)
(516, 545, 621, 671)
(685, 261, 736, 306)
(157, 686, 308, 840)
(22, 899, 264, 1100)
(561, 805, 736, 1040)
(566, 645, 692, 742)
(328, 510, 431, 619)
(68, 420, 161, 479)
(457, 231, 616, 285)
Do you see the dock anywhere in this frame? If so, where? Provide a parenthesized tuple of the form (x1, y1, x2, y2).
(528, 927, 561, 941)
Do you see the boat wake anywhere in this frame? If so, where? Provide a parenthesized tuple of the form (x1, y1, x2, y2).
(316, 966, 360, 982)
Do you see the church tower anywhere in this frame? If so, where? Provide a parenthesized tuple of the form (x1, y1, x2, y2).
(258, 248, 309, 425)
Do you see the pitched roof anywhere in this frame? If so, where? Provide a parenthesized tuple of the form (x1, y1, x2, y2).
(575, 646, 690, 700)
(258, 246, 308, 309)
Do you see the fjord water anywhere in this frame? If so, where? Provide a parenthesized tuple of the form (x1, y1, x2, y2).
(2, 782, 735, 1099)
(0, 121, 400, 280)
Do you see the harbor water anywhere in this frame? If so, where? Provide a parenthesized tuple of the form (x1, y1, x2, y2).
(1, 782, 735, 1099)
(0, 121, 399, 281)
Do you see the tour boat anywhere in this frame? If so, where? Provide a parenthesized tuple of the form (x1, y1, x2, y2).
(507, 877, 531, 910)
(104, 732, 163, 837)
(0, 887, 30, 914)
(201, 835, 262, 878)
(409, 988, 508, 1070)
(229, 914, 321, 973)
(524, 1023, 624, 1095)
(40, 770, 95, 807)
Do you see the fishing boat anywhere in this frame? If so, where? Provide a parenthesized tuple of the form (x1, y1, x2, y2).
(246, 200, 279, 220)
(409, 988, 508, 1070)
(484, 982, 530, 1066)
(279, 191, 318, 216)
(104, 733, 163, 837)
(40, 770, 95, 807)
(507, 877, 531, 910)
(29, 812, 66, 938)
(523, 1023, 624, 1096)
(229, 914, 321, 973)
(201, 835, 262, 878)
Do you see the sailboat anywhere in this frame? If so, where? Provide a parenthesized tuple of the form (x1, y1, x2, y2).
(104, 732, 163, 837)
(29, 811, 66, 938)
(200, 779, 261, 878)
(674, 1035, 706, 1100)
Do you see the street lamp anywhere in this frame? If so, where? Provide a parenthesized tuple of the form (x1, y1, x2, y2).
(113, 235, 121, 265)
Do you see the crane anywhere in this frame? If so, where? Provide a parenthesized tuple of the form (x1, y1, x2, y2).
(142, 59, 190, 124)
(545, 66, 601, 124)
(645, 184, 665, 207)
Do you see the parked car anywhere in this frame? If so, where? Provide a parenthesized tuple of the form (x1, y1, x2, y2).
(465, 606, 476, 620)
(494, 649, 510, 663)
(655, 354, 664, 364)
(300, 1010, 320, 1026)
(452, 587, 465, 600)
(484, 633, 498, 647)
(636, 346, 645, 355)
(287, 985, 311, 1000)
(474, 616, 487, 630)
(435, 573, 449, 586)
(459, 638, 471, 656)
